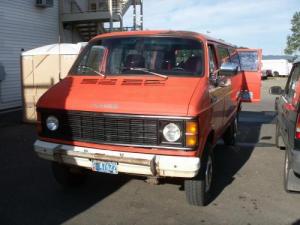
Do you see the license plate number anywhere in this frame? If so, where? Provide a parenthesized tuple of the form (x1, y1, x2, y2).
(92, 161, 118, 174)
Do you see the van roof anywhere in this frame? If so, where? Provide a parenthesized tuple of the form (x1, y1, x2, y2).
(92, 30, 235, 47)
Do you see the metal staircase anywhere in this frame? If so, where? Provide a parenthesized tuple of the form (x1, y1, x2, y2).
(60, 0, 143, 42)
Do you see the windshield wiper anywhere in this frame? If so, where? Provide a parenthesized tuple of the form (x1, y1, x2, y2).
(78, 65, 106, 78)
(129, 67, 168, 80)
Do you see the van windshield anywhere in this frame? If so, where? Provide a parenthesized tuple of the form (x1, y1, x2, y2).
(71, 37, 204, 77)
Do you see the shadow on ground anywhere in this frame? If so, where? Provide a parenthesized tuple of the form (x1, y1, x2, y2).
(0, 121, 129, 225)
(210, 110, 277, 203)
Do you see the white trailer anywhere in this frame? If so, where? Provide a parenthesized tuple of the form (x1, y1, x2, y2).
(262, 59, 292, 76)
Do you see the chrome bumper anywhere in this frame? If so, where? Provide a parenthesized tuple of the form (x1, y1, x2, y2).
(34, 140, 200, 178)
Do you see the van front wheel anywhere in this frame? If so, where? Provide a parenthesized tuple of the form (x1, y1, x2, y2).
(184, 144, 215, 206)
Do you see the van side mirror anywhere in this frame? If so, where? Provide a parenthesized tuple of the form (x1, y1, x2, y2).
(269, 86, 283, 95)
(219, 62, 238, 76)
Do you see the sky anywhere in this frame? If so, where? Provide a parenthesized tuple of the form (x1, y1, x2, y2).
(123, 0, 300, 55)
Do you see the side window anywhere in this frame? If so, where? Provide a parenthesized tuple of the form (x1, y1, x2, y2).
(286, 64, 300, 104)
(217, 46, 230, 66)
(208, 44, 217, 76)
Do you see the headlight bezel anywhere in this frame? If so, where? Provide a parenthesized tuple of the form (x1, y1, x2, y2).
(159, 119, 198, 149)
(160, 121, 183, 145)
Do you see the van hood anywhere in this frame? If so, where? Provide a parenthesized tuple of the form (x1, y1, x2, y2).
(37, 76, 201, 116)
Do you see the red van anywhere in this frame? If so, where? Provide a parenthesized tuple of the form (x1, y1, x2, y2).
(34, 31, 261, 206)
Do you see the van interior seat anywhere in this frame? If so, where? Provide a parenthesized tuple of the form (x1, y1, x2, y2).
(124, 54, 145, 69)
(183, 56, 202, 73)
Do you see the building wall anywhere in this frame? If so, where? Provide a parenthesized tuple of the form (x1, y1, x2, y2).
(64, 28, 84, 43)
(0, 0, 60, 111)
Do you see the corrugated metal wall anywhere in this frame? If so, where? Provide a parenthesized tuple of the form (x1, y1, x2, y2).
(0, 0, 59, 111)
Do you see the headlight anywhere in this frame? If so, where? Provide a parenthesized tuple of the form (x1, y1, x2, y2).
(46, 116, 59, 131)
(163, 123, 181, 142)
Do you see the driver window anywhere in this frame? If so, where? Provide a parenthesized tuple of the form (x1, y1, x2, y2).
(217, 46, 231, 67)
(208, 45, 217, 78)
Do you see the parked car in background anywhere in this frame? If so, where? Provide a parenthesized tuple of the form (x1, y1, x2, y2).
(270, 59, 300, 191)
(261, 70, 268, 79)
(261, 69, 274, 79)
(261, 69, 273, 79)
(266, 69, 273, 77)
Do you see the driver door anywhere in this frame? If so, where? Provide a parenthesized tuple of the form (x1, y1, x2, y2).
(237, 48, 262, 102)
(208, 44, 225, 136)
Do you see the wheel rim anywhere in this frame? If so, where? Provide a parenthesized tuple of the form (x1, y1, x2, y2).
(205, 155, 213, 193)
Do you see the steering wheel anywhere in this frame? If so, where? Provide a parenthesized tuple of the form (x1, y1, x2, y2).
(172, 67, 185, 71)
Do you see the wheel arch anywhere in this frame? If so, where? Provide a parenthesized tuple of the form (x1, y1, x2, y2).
(199, 130, 215, 158)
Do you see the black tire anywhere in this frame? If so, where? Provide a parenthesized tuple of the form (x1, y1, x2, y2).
(223, 116, 238, 146)
(52, 162, 87, 187)
(184, 144, 215, 206)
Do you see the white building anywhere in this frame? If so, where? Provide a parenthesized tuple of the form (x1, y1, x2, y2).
(0, 0, 142, 112)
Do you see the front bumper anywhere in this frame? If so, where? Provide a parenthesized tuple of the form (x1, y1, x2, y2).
(34, 140, 200, 178)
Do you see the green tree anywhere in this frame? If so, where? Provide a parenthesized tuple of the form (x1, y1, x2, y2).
(285, 11, 300, 55)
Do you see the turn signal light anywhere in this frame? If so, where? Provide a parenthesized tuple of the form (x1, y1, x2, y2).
(185, 121, 198, 147)
(186, 135, 197, 147)
(186, 121, 198, 134)
(296, 114, 300, 139)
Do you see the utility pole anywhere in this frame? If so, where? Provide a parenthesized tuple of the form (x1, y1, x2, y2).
(108, 0, 113, 32)
(120, 15, 123, 31)
(133, 0, 136, 30)
(58, 0, 64, 42)
(140, 0, 143, 30)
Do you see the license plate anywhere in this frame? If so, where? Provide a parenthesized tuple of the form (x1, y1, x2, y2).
(92, 161, 118, 174)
